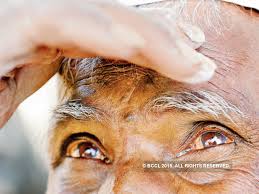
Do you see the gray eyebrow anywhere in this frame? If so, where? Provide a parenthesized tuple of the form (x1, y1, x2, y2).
(53, 100, 102, 122)
(53, 91, 244, 125)
(145, 90, 245, 123)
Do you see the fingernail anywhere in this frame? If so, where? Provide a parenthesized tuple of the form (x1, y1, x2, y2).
(179, 22, 205, 43)
(182, 53, 217, 84)
(111, 24, 146, 48)
(174, 40, 217, 83)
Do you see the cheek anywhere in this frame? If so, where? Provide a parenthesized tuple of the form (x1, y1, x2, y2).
(97, 174, 115, 194)
(47, 159, 110, 194)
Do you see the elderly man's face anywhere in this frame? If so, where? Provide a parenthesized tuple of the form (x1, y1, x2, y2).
(46, 1, 258, 194)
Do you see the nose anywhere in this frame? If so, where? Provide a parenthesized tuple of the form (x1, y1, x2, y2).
(110, 135, 176, 194)
(112, 163, 174, 194)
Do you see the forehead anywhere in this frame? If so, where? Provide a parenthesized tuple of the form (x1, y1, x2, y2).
(72, 4, 259, 106)
(149, 0, 259, 116)
(50, 4, 259, 169)
(121, 0, 259, 10)
(197, 6, 259, 117)
(59, 1, 259, 123)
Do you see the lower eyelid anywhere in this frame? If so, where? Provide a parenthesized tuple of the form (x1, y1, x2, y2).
(176, 129, 237, 158)
(183, 123, 236, 149)
(176, 142, 237, 160)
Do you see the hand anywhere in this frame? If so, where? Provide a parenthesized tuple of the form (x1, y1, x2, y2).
(0, 0, 216, 127)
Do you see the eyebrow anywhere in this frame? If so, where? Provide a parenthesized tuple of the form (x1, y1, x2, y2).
(54, 91, 244, 125)
(145, 90, 245, 124)
(53, 100, 102, 122)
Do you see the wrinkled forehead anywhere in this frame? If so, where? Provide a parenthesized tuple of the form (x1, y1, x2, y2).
(119, 0, 259, 10)
(58, 0, 258, 124)
(59, 58, 168, 100)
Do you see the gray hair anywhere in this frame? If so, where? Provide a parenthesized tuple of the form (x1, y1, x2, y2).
(57, 58, 244, 123)
(55, 57, 244, 124)
(138, 0, 227, 34)
(145, 90, 244, 123)
(58, 57, 158, 101)
(54, 100, 102, 121)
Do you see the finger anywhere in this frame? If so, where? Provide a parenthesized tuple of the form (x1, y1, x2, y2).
(59, 21, 206, 70)
(0, 0, 138, 75)
(93, 2, 216, 83)
(28, 0, 144, 60)
(178, 22, 205, 49)
(27, 0, 216, 83)
(127, 22, 208, 76)
(1, 0, 216, 84)
(14, 57, 61, 104)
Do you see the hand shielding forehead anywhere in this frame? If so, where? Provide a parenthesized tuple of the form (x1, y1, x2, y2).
(119, 0, 259, 10)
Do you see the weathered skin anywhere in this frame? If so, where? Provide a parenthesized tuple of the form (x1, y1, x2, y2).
(0, 0, 219, 128)
(47, 1, 259, 194)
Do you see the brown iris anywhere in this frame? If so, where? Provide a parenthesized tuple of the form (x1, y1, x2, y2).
(201, 131, 228, 148)
(65, 138, 111, 163)
(176, 124, 235, 158)
(191, 124, 235, 150)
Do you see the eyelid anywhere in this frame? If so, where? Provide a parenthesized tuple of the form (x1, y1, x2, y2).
(180, 121, 238, 150)
(61, 132, 108, 158)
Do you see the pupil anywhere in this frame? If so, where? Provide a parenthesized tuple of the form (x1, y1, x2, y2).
(85, 148, 98, 157)
(201, 132, 227, 147)
(79, 142, 99, 158)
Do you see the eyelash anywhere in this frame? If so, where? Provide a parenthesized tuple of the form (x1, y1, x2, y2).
(61, 132, 109, 160)
(175, 121, 238, 157)
(185, 121, 239, 145)
(195, 123, 234, 142)
(60, 122, 241, 162)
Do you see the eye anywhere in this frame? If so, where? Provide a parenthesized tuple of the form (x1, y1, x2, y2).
(176, 123, 235, 157)
(201, 131, 228, 147)
(192, 129, 234, 150)
(63, 133, 111, 164)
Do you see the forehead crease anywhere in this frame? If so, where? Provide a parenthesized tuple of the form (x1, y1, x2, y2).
(62, 58, 144, 84)
(59, 58, 247, 124)
(60, 58, 156, 95)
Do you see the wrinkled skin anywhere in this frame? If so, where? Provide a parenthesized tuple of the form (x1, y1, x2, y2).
(0, 0, 217, 128)
(0, 0, 258, 194)
(47, 2, 259, 194)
